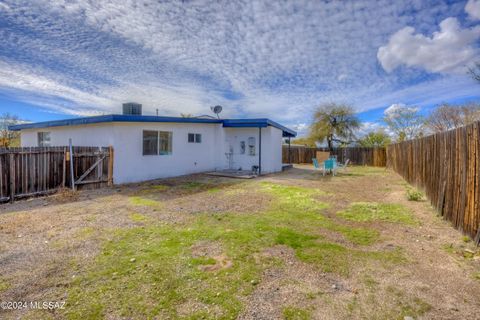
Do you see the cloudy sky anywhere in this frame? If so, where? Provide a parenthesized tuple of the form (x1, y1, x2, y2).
(0, 0, 479, 135)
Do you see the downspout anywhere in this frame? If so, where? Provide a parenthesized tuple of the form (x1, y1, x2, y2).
(258, 127, 262, 175)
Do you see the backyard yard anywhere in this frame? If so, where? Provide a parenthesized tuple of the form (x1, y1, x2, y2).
(0, 165, 479, 320)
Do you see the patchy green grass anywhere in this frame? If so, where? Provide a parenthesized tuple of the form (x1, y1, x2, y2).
(338, 166, 387, 178)
(149, 184, 169, 191)
(261, 183, 379, 245)
(182, 181, 204, 188)
(442, 243, 456, 254)
(338, 202, 417, 225)
(462, 236, 471, 243)
(334, 226, 379, 245)
(207, 187, 221, 194)
(75, 227, 96, 240)
(283, 306, 311, 320)
(64, 182, 404, 319)
(385, 286, 432, 319)
(129, 212, 148, 222)
(473, 272, 480, 281)
(0, 277, 9, 293)
(346, 284, 432, 320)
(363, 274, 379, 290)
(178, 181, 230, 194)
(129, 196, 162, 208)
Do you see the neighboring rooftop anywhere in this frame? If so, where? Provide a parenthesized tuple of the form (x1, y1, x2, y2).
(9, 114, 297, 137)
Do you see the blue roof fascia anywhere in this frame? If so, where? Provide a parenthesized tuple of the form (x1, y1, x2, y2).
(112, 115, 222, 124)
(9, 114, 222, 131)
(266, 119, 297, 137)
(9, 115, 115, 131)
(222, 119, 268, 128)
(222, 118, 296, 137)
(9, 114, 296, 137)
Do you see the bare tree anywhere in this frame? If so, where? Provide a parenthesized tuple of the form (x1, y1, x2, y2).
(383, 104, 424, 142)
(310, 103, 360, 150)
(469, 62, 480, 82)
(0, 113, 21, 147)
(426, 102, 480, 133)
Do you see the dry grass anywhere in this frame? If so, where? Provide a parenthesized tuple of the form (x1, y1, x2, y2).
(0, 165, 479, 319)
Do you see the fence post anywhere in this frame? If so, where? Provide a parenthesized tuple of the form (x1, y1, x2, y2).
(9, 152, 15, 203)
(108, 146, 114, 186)
(69, 139, 75, 191)
(62, 147, 66, 188)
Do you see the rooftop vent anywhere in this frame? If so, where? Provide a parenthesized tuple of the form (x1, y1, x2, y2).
(122, 102, 142, 115)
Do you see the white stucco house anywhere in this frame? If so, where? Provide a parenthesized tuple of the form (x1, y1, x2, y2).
(10, 109, 296, 184)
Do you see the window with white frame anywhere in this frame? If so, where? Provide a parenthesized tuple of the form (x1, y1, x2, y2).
(188, 133, 202, 143)
(143, 130, 172, 155)
(37, 132, 51, 147)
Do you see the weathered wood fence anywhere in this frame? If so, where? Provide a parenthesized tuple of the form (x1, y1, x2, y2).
(0, 146, 113, 203)
(387, 122, 480, 245)
(282, 146, 387, 167)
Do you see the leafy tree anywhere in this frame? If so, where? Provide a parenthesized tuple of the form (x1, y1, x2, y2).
(180, 113, 193, 118)
(358, 130, 391, 147)
(290, 137, 316, 147)
(383, 104, 424, 142)
(310, 103, 360, 150)
(0, 113, 21, 147)
(426, 102, 480, 133)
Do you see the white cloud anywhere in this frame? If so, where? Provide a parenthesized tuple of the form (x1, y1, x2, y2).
(357, 121, 391, 138)
(0, 2, 10, 11)
(290, 123, 309, 137)
(384, 103, 419, 118)
(378, 17, 480, 73)
(466, 0, 480, 20)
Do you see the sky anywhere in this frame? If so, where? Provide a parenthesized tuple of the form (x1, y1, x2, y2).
(0, 0, 479, 137)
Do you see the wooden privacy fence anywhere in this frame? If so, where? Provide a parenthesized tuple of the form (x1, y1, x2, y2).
(0, 146, 113, 203)
(283, 146, 386, 167)
(387, 122, 480, 244)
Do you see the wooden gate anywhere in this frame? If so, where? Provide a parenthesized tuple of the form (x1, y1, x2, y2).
(0, 146, 113, 203)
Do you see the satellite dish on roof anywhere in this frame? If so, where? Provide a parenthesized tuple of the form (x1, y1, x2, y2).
(210, 105, 223, 119)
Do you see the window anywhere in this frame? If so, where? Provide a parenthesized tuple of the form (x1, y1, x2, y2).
(159, 131, 172, 155)
(188, 133, 202, 143)
(143, 130, 172, 155)
(37, 132, 51, 147)
(143, 130, 158, 155)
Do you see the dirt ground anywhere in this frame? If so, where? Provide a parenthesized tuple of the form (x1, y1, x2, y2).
(0, 165, 479, 320)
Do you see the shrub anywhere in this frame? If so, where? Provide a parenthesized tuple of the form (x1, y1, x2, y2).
(406, 189, 423, 201)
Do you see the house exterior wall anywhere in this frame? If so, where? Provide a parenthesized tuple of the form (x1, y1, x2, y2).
(222, 126, 282, 173)
(20, 124, 115, 147)
(109, 122, 222, 183)
(20, 122, 284, 184)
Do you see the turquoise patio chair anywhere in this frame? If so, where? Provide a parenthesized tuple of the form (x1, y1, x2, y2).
(312, 158, 325, 175)
(324, 158, 337, 176)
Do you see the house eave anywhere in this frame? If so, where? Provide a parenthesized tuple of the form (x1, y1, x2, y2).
(9, 114, 297, 137)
